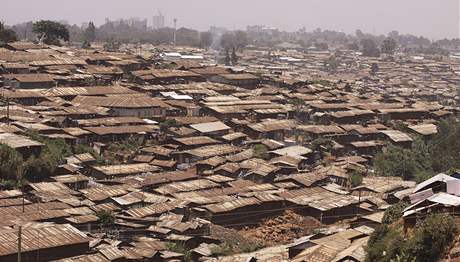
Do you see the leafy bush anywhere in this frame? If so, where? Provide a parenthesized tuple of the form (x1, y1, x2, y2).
(349, 170, 364, 188)
(0, 144, 24, 180)
(96, 210, 115, 226)
(373, 139, 432, 181)
(366, 213, 457, 262)
(23, 132, 72, 179)
(253, 144, 269, 160)
(310, 138, 334, 152)
(382, 201, 410, 225)
(405, 213, 457, 262)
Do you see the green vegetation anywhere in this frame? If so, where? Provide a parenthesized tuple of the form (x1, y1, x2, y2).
(381, 201, 410, 225)
(381, 37, 397, 55)
(0, 179, 19, 190)
(24, 132, 72, 179)
(0, 21, 18, 43)
(253, 144, 269, 160)
(0, 144, 24, 181)
(165, 242, 192, 261)
(0, 132, 73, 182)
(310, 138, 334, 152)
(324, 55, 339, 72)
(96, 210, 115, 226)
(366, 213, 457, 262)
(32, 20, 69, 45)
(374, 118, 460, 182)
(349, 170, 364, 188)
(159, 119, 179, 132)
(360, 38, 380, 57)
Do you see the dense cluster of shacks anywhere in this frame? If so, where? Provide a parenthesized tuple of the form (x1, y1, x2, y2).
(0, 41, 459, 262)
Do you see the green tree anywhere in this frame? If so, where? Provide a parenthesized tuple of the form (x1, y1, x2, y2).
(160, 119, 179, 132)
(0, 21, 18, 43)
(381, 37, 397, 55)
(373, 140, 432, 181)
(311, 138, 334, 152)
(23, 132, 72, 180)
(224, 48, 231, 66)
(365, 224, 405, 262)
(84, 21, 96, 43)
(382, 201, 410, 225)
(360, 38, 380, 57)
(406, 214, 457, 262)
(96, 210, 115, 226)
(324, 55, 339, 72)
(253, 144, 269, 160)
(32, 20, 69, 45)
(0, 144, 24, 180)
(221, 30, 249, 52)
(349, 170, 364, 188)
(366, 213, 457, 262)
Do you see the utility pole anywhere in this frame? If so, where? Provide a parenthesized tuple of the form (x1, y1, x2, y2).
(173, 18, 177, 46)
(17, 226, 22, 262)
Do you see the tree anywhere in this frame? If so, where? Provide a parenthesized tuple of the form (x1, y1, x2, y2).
(370, 63, 379, 75)
(406, 213, 457, 262)
(221, 31, 249, 52)
(253, 144, 269, 160)
(224, 48, 231, 66)
(360, 38, 380, 57)
(381, 37, 397, 55)
(159, 119, 179, 132)
(32, 20, 69, 45)
(96, 210, 115, 227)
(231, 47, 238, 65)
(347, 41, 360, 51)
(200, 31, 212, 49)
(373, 140, 432, 181)
(23, 132, 72, 180)
(382, 201, 410, 225)
(103, 37, 120, 51)
(324, 55, 339, 72)
(83, 21, 96, 44)
(349, 170, 364, 188)
(0, 144, 24, 181)
(0, 21, 18, 43)
(234, 30, 249, 50)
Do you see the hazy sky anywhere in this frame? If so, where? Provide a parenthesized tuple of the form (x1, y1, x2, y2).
(2, 0, 459, 39)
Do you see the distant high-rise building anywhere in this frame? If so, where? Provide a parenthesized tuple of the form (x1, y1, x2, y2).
(153, 11, 165, 29)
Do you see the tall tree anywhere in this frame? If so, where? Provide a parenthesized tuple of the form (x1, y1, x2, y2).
(199, 31, 212, 49)
(84, 21, 96, 43)
(0, 21, 18, 43)
(32, 20, 69, 45)
(360, 38, 380, 57)
(381, 37, 397, 55)
(0, 144, 24, 181)
(324, 55, 339, 72)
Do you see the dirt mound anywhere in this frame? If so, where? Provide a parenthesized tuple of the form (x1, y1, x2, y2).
(240, 210, 322, 245)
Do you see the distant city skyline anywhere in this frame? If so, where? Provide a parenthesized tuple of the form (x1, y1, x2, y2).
(2, 0, 459, 39)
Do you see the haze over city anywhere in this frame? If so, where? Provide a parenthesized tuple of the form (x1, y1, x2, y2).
(2, 0, 460, 39)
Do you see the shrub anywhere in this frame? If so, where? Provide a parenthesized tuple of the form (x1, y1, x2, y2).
(253, 144, 269, 160)
(382, 201, 410, 225)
